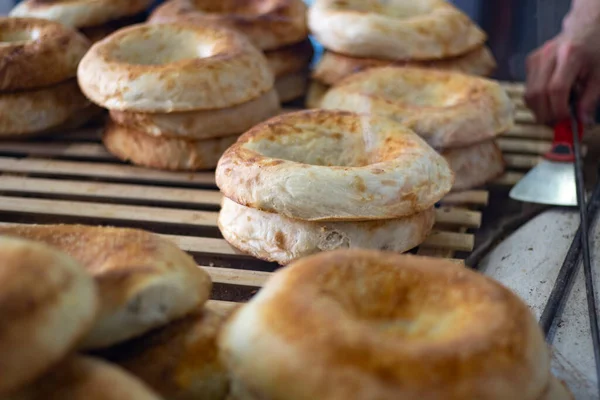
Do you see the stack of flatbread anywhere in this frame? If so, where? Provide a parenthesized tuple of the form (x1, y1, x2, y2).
(306, 0, 496, 108)
(0, 224, 237, 400)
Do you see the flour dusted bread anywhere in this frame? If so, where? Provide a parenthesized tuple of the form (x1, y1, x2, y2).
(0, 236, 97, 395)
(443, 140, 505, 191)
(0, 17, 91, 91)
(0, 224, 211, 349)
(308, 0, 486, 61)
(320, 67, 514, 149)
(4, 356, 162, 400)
(219, 197, 435, 265)
(10, 0, 152, 29)
(98, 304, 238, 400)
(216, 110, 454, 221)
(220, 250, 565, 400)
(149, 0, 308, 51)
(312, 45, 496, 86)
(77, 23, 274, 112)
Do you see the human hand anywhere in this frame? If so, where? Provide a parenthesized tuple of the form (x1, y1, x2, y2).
(525, 2, 600, 125)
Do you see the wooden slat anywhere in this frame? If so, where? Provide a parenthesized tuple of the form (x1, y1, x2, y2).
(0, 157, 215, 186)
(493, 171, 525, 186)
(497, 138, 551, 155)
(0, 176, 490, 209)
(0, 141, 112, 160)
(0, 196, 482, 229)
(516, 110, 536, 124)
(503, 154, 542, 169)
(202, 266, 270, 287)
(504, 124, 552, 140)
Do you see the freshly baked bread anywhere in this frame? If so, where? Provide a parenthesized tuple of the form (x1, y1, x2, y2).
(216, 109, 454, 221)
(4, 356, 162, 400)
(305, 80, 328, 109)
(0, 236, 97, 396)
(98, 304, 238, 400)
(220, 249, 559, 400)
(0, 224, 212, 349)
(320, 67, 515, 149)
(219, 197, 435, 265)
(0, 80, 91, 136)
(77, 23, 274, 112)
(274, 70, 310, 103)
(10, 0, 152, 29)
(265, 39, 314, 78)
(103, 122, 239, 171)
(312, 45, 496, 86)
(149, 0, 308, 51)
(109, 89, 280, 140)
(0, 17, 90, 91)
(308, 0, 486, 60)
(443, 140, 505, 191)
(79, 12, 148, 43)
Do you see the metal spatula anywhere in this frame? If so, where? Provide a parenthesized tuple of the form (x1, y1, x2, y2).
(509, 115, 584, 206)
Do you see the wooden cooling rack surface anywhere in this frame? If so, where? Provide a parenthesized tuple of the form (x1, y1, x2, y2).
(0, 82, 550, 303)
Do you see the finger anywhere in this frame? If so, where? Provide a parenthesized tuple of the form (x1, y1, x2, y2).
(578, 71, 600, 124)
(525, 43, 558, 124)
(549, 43, 584, 122)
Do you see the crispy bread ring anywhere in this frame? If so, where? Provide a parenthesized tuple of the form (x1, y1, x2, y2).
(308, 0, 486, 60)
(77, 23, 274, 112)
(0, 236, 97, 395)
(148, 0, 308, 51)
(98, 304, 237, 400)
(10, 0, 153, 29)
(320, 67, 514, 149)
(0, 224, 212, 350)
(443, 140, 505, 191)
(305, 80, 328, 109)
(312, 46, 497, 86)
(274, 70, 309, 103)
(216, 110, 454, 221)
(109, 88, 280, 140)
(220, 250, 556, 400)
(219, 197, 435, 265)
(5, 356, 162, 400)
(0, 80, 91, 136)
(103, 122, 239, 171)
(0, 17, 90, 91)
(264, 39, 314, 78)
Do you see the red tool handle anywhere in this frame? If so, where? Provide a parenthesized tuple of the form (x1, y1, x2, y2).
(545, 118, 584, 162)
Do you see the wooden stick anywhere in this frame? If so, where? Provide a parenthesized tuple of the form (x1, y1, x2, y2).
(503, 154, 543, 169)
(493, 171, 525, 186)
(0, 195, 482, 229)
(497, 138, 552, 155)
(515, 110, 536, 124)
(0, 142, 112, 160)
(504, 124, 553, 140)
(440, 190, 489, 206)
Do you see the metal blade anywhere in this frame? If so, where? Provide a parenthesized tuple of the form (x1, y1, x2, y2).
(509, 160, 577, 206)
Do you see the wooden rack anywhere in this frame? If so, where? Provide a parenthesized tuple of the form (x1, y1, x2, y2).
(0, 82, 550, 304)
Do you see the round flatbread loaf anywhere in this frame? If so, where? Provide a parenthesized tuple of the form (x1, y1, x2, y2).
(220, 250, 557, 400)
(216, 109, 454, 221)
(265, 39, 314, 78)
(312, 46, 496, 86)
(149, 0, 308, 51)
(275, 70, 310, 103)
(0, 236, 97, 396)
(443, 140, 505, 191)
(0, 224, 212, 350)
(77, 23, 274, 112)
(308, 0, 486, 60)
(219, 197, 435, 265)
(4, 356, 162, 400)
(320, 67, 514, 149)
(103, 122, 239, 171)
(0, 17, 91, 91)
(10, 0, 152, 28)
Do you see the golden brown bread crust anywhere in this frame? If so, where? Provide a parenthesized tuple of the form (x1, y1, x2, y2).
(103, 121, 239, 171)
(308, 0, 486, 61)
(312, 46, 497, 86)
(265, 39, 314, 78)
(443, 140, 506, 191)
(320, 67, 515, 149)
(0, 224, 212, 350)
(216, 109, 454, 221)
(0, 236, 98, 396)
(98, 304, 238, 400)
(219, 197, 435, 265)
(109, 89, 280, 140)
(77, 23, 275, 112)
(149, 0, 308, 51)
(0, 79, 91, 136)
(79, 12, 148, 43)
(305, 80, 328, 109)
(0, 17, 91, 91)
(5, 356, 162, 400)
(10, 0, 153, 28)
(220, 249, 555, 400)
